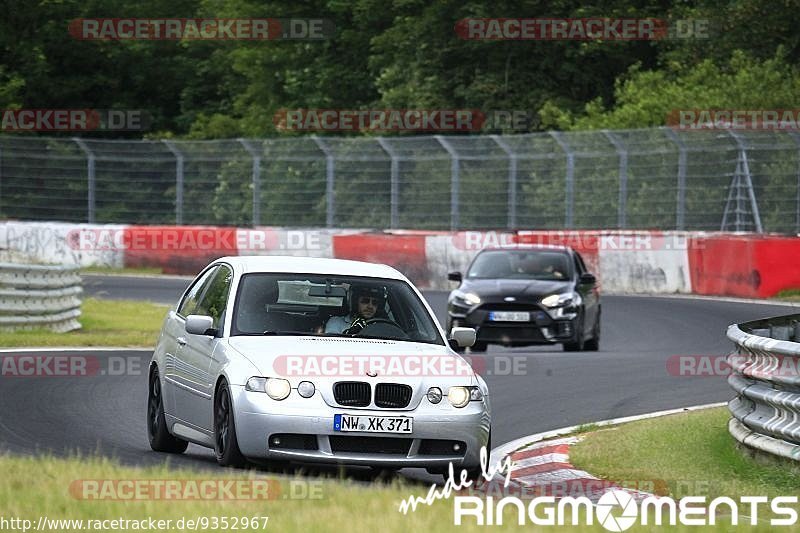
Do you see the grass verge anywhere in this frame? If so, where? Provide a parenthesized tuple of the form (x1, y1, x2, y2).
(0, 298, 166, 347)
(775, 288, 800, 302)
(0, 453, 497, 533)
(80, 266, 166, 276)
(570, 407, 800, 518)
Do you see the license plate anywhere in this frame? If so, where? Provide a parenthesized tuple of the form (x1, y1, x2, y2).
(333, 414, 413, 433)
(489, 311, 530, 322)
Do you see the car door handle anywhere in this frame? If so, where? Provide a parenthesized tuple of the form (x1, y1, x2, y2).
(177, 337, 187, 346)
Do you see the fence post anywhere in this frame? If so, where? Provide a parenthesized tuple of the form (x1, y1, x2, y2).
(0, 142, 4, 216)
(435, 135, 460, 231)
(663, 128, 687, 230)
(72, 138, 95, 223)
(603, 130, 628, 229)
(312, 136, 335, 228)
(238, 138, 261, 226)
(163, 140, 184, 225)
(724, 130, 763, 233)
(787, 131, 800, 235)
(377, 137, 399, 229)
(491, 135, 517, 229)
(550, 131, 574, 228)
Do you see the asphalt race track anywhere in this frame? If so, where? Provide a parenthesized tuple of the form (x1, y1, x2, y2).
(1, 274, 797, 479)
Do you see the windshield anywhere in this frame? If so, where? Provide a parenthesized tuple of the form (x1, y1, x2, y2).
(467, 250, 572, 281)
(231, 273, 444, 345)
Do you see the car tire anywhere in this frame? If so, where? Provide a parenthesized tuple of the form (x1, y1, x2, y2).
(462, 429, 491, 483)
(214, 380, 248, 468)
(147, 368, 189, 454)
(562, 314, 585, 352)
(584, 312, 600, 352)
(469, 341, 488, 353)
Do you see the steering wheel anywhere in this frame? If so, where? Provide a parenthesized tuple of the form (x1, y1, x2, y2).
(354, 318, 408, 339)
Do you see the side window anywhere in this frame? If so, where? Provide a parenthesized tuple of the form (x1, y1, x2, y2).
(178, 266, 218, 317)
(194, 266, 233, 329)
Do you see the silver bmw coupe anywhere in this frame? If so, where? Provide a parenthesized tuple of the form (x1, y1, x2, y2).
(147, 256, 490, 479)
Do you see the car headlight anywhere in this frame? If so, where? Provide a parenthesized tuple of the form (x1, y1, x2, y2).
(246, 376, 291, 400)
(447, 385, 483, 408)
(541, 292, 575, 308)
(452, 290, 481, 307)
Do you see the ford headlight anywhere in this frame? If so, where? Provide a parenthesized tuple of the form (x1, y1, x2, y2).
(541, 292, 575, 308)
(453, 290, 481, 307)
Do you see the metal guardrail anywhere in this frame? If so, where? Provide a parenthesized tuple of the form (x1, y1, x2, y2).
(727, 314, 800, 461)
(0, 263, 82, 332)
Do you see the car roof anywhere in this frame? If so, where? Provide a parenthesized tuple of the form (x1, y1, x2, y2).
(213, 255, 408, 280)
(478, 244, 572, 253)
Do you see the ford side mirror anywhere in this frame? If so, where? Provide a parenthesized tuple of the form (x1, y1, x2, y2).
(448, 271, 463, 283)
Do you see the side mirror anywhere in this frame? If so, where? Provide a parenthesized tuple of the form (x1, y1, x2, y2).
(448, 271, 463, 283)
(185, 314, 217, 336)
(580, 272, 597, 285)
(449, 327, 476, 348)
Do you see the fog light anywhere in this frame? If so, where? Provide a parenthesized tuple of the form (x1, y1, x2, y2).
(297, 381, 315, 398)
(271, 436, 281, 446)
(453, 443, 461, 452)
(427, 387, 443, 404)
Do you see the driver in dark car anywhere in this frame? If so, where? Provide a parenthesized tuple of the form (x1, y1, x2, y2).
(324, 285, 386, 334)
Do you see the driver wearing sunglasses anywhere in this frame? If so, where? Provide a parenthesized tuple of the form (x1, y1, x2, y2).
(324, 285, 385, 334)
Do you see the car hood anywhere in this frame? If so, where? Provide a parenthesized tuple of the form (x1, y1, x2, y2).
(226, 336, 478, 387)
(459, 278, 573, 299)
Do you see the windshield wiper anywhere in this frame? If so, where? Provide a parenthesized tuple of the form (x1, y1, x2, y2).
(261, 330, 307, 336)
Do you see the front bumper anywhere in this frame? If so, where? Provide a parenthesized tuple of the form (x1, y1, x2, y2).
(449, 304, 577, 346)
(230, 385, 491, 469)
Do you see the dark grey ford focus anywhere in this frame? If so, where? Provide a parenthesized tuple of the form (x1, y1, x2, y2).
(446, 246, 601, 352)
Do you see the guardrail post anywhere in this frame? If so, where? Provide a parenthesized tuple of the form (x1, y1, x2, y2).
(312, 136, 335, 228)
(238, 138, 261, 226)
(377, 137, 400, 229)
(663, 128, 687, 230)
(491, 135, 517, 229)
(163, 140, 184, 225)
(435, 135, 460, 231)
(72, 138, 95, 223)
(550, 131, 574, 228)
(603, 130, 628, 229)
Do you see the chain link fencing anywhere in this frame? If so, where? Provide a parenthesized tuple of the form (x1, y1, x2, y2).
(1, 128, 798, 232)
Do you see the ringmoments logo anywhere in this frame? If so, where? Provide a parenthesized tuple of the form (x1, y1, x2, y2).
(451, 492, 799, 529)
